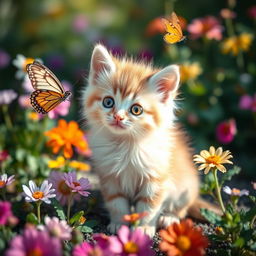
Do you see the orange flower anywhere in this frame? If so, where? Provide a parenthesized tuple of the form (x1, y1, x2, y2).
(159, 219, 208, 256)
(45, 119, 89, 159)
(123, 212, 148, 225)
(69, 160, 91, 171)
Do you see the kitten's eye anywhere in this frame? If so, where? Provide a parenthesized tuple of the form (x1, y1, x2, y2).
(130, 104, 143, 116)
(103, 97, 115, 108)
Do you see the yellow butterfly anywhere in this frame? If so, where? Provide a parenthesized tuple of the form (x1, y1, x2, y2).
(26, 61, 72, 114)
(162, 12, 186, 44)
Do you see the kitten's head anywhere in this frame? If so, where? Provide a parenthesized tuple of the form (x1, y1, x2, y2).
(82, 44, 180, 138)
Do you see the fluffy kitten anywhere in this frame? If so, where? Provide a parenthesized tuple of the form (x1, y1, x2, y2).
(81, 44, 211, 237)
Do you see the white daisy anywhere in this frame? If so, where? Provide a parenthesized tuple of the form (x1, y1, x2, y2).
(22, 180, 56, 204)
(0, 173, 15, 188)
(12, 54, 42, 79)
(223, 186, 249, 197)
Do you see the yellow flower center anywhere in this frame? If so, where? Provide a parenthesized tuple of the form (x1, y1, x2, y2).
(176, 235, 191, 252)
(206, 155, 220, 165)
(88, 248, 103, 256)
(232, 188, 241, 195)
(32, 191, 44, 199)
(79, 216, 86, 225)
(0, 180, 6, 187)
(23, 58, 35, 72)
(28, 112, 40, 121)
(124, 241, 139, 253)
(27, 247, 43, 256)
(72, 181, 80, 187)
(58, 180, 71, 195)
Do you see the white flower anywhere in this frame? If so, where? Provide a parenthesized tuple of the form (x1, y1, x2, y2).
(12, 54, 42, 79)
(0, 173, 15, 188)
(42, 216, 72, 240)
(223, 186, 249, 197)
(22, 180, 56, 204)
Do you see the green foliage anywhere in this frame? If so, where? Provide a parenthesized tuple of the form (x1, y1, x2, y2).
(52, 198, 66, 221)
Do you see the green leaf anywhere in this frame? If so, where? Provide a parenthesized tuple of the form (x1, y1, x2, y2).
(69, 211, 84, 225)
(233, 237, 245, 248)
(243, 205, 256, 222)
(26, 213, 39, 225)
(220, 166, 241, 187)
(52, 199, 66, 220)
(200, 208, 222, 225)
(84, 220, 98, 228)
(249, 195, 256, 204)
(76, 225, 93, 233)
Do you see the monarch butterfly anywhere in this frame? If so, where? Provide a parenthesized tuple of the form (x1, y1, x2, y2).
(26, 61, 72, 114)
(162, 12, 186, 44)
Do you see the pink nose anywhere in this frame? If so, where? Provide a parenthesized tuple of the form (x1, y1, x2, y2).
(114, 113, 124, 121)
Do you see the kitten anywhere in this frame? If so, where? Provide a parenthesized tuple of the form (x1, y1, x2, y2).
(81, 44, 215, 237)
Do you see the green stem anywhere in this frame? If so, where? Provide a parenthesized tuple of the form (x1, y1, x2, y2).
(213, 168, 226, 214)
(67, 194, 73, 224)
(1, 188, 6, 200)
(37, 201, 42, 224)
(2, 105, 13, 130)
(250, 214, 256, 229)
(225, 18, 235, 37)
(236, 51, 244, 70)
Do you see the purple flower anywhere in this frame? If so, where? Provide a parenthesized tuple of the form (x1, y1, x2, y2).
(216, 119, 237, 144)
(72, 14, 89, 33)
(108, 225, 154, 256)
(223, 186, 249, 197)
(0, 90, 17, 105)
(73, 241, 106, 256)
(47, 55, 65, 70)
(5, 227, 62, 256)
(137, 49, 153, 62)
(239, 94, 256, 112)
(42, 216, 72, 241)
(0, 150, 9, 162)
(63, 171, 91, 197)
(0, 201, 13, 225)
(0, 49, 10, 68)
(0, 174, 15, 188)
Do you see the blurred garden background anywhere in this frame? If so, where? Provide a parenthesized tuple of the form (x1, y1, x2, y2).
(0, 0, 255, 183)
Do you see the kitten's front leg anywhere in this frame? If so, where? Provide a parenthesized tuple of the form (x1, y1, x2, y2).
(102, 180, 130, 233)
(134, 183, 166, 237)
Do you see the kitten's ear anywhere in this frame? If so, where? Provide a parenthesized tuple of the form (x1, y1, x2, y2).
(90, 44, 116, 83)
(148, 65, 180, 103)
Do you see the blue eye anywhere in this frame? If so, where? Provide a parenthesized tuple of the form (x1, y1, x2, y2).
(103, 96, 115, 108)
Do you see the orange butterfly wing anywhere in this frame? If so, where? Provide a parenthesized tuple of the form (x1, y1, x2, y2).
(30, 90, 64, 114)
(162, 12, 185, 44)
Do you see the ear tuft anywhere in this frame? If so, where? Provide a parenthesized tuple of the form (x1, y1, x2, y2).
(90, 44, 116, 83)
(148, 65, 180, 103)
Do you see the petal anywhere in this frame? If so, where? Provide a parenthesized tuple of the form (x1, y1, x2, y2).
(223, 186, 231, 194)
(200, 150, 210, 158)
(22, 185, 32, 197)
(209, 146, 215, 155)
(217, 164, 226, 173)
(117, 225, 130, 244)
(29, 180, 37, 192)
(215, 147, 223, 156)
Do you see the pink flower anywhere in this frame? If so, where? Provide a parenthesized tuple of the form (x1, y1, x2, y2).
(0, 201, 13, 225)
(5, 227, 62, 256)
(0, 150, 9, 162)
(63, 171, 91, 197)
(49, 171, 80, 205)
(73, 241, 107, 256)
(18, 95, 31, 108)
(239, 94, 256, 112)
(187, 16, 223, 40)
(72, 14, 89, 33)
(22, 75, 33, 93)
(43, 216, 72, 241)
(0, 174, 15, 188)
(0, 49, 10, 68)
(216, 119, 237, 144)
(108, 225, 154, 256)
(248, 5, 256, 19)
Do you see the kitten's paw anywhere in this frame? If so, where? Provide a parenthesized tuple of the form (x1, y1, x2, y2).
(107, 223, 123, 234)
(158, 215, 180, 228)
(136, 225, 156, 238)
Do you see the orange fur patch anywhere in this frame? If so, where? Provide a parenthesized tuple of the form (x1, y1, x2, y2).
(105, 193, 126, 202)
(86, 92, 102, 108)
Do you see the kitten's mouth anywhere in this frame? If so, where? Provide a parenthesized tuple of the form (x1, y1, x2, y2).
(110, 121, 126, 129)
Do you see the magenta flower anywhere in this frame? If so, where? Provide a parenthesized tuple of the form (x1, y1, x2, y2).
(0, 174, 15, 188)
(73, 241, 107, 256)
(0, 201, 13, 225)
(248, 5, 256, 19)
(43, 216, 72, 241)
(239, 94, 256, 112)
(108, 225, 154, 256)
(0, 49, 10, 68)
(216, 119, 237, 144)
(187, 16, 223, 40)
(0, 150, 9, 162)
(63, 171, 91, 197)
(49, 171, 80, 205)
(5, 227, 62, 256)
(0, 90, 17, 105)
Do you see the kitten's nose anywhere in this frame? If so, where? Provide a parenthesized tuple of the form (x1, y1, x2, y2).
(114, 113, 124, 121)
